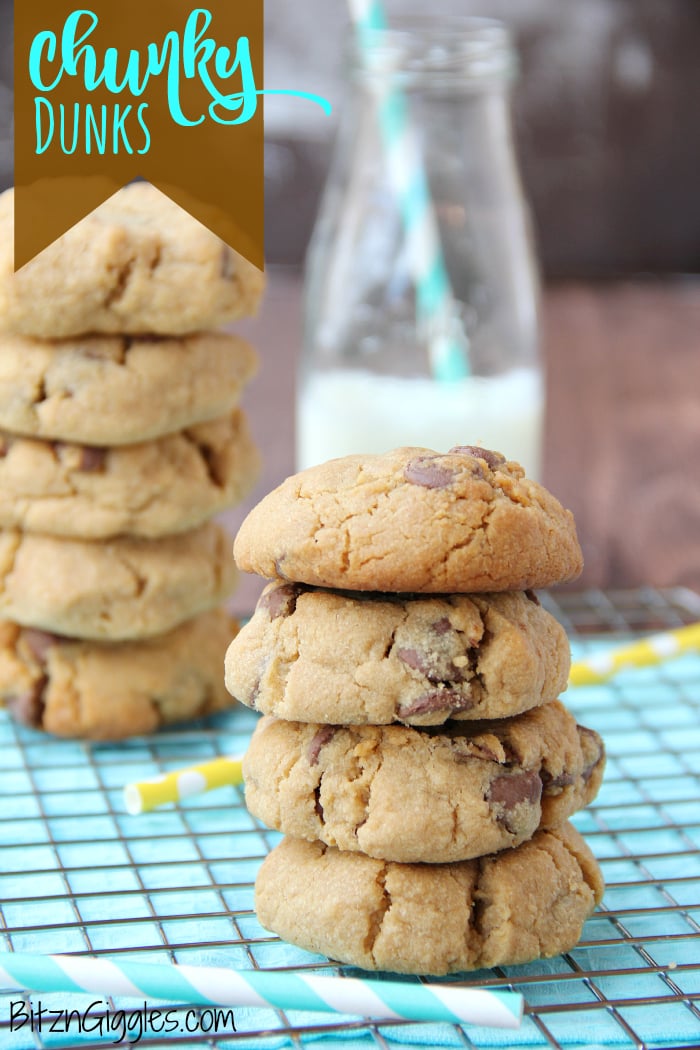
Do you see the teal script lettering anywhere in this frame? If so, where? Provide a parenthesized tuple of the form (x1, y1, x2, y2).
(28, 6, 331, 154)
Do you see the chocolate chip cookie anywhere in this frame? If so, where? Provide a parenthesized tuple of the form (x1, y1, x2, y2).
(255, 822, 604, 974)
(234, 446, 583, 592)
(226, 583, 569, 726)
(0, 331, 257, 446)
(244, 701, 604, 863)
(0, 610, 238, 739)
(0, 523, 237, 640)
(0, 410, 260, 539)
(0, 184, 265, 338)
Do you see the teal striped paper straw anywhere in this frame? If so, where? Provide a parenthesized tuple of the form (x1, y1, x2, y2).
(348, 0, 471, 382)
(0, 952, 523, 1028)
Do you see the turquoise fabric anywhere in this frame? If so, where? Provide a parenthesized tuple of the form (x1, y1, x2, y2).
(1, 638, 699, 1048)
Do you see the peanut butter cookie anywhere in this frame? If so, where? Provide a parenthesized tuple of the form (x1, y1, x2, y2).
(0, 331, 257, 445)
(226, 583, 569, 726)
(0, 610, 238, 739)
(244, 701, 604, 863)
(234, 446, 583, 592)
(0, 410, 260, 539)
(255, 823, 604, 974)
(0, 185, 265, 337)
(0, 523, 237, 640)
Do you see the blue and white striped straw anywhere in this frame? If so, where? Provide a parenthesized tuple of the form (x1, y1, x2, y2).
(348, 0, 471, 381)
(0, 952, 523, 1028)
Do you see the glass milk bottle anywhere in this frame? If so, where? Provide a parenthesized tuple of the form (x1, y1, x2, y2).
(298, 17, 543, 477)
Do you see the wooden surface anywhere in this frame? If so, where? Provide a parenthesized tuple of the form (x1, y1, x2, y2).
(224, 270, 700, 614)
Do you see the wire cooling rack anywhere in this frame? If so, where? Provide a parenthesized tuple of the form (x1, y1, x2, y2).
(1, 586, 700, 1050)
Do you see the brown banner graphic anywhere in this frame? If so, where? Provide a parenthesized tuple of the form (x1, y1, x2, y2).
(14, 1, 265, 270)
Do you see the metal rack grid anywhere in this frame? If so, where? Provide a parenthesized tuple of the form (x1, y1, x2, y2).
(1, 586, 700, 1050)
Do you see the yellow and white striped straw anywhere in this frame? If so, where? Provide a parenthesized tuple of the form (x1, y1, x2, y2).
(569, 622, 700, 686)
(123, 755, 243, 815)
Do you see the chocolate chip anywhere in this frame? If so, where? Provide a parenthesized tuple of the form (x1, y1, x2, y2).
(577, 726, 604, 783)
(397, 647, 431, 676)
(579, 751, 604, 785)
(257, 583, 301, 620)
(403, 456, 457, 489)
(76, 446, 107, 472)
(488, 771, 542, 828)
(396, 646, 466, 685)
(578, 725, 602, 747)
(308, 725, 335, 766)
(541, 769, 576, 792)
(54, 442, 107, 472)
(431, 617, 452, 635)
(525, 589, 540, 605)
(449, 445, 506, 469)
(397, 689, 474, 720)
(7, 676, 47, 728)
(454, 740, 500, 762)
(582, 756, 602, 784)
(22, 628, 60, 667)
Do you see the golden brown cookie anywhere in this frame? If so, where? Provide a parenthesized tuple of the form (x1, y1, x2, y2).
(225, 583, 569, 726)
(0, 610, 238, 739)
(0, 410, 260, 539)
(0, 185, 265, 337)
(0, 331, 257, 446)
(255, 823, 604, 974)
(0, 523, 237, 640)
(244, 701, 604, 863)
(234, 446, 583, 592)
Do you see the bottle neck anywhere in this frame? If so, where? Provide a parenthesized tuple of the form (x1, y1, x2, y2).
(350, 16, 516, 94)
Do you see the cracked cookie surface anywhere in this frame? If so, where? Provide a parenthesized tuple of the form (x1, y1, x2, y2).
(0, 410, 260, 539)
(0, 523, 238, 640)
(234, 446, 583, 592)
(0, 610, 238, 739)
(244, 701, 605, 863)
(255, 822, 604, 974)
(225, 583, 570, 725)
(0, 185, 265, 338)
(0, 330, 257, 445)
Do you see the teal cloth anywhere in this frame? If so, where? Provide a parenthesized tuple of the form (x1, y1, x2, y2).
(1, 638, 699, 1049)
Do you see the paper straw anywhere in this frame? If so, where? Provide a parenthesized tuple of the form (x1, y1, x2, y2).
(123, 755, 243, 815)
(569, 622, 700, 686)
(0, 952, 523, 1028)
(348, 0, 471, 381)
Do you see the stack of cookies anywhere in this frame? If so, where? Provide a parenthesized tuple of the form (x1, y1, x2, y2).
(225, 445, 605, 975)
(0, 184, 264, 740)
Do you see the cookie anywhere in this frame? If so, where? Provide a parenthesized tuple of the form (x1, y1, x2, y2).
(0, 185, 265, 338)
(0, 523, 237, 640)
(0, 610, 238, 739)
(0, 410, 260, 539)
(244, 701, 604, 863)
(0, 331, 257, 446)
(234, 446, 583, 592)
(255, 823, 604, 975)
(226, 583, 569, 726)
